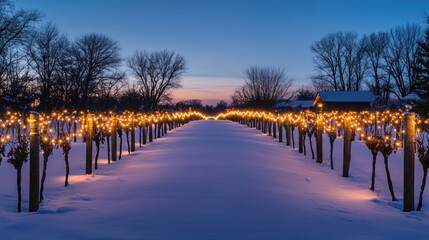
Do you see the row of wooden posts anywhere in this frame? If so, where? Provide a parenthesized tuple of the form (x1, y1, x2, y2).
(232, 112, 416, 212)
(28, 112, 191, 212)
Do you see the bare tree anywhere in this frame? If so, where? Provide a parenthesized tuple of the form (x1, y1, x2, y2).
(94, 72, 125, 110)
(25, 23, 69, 111)
(0, 0, 40, 53)
(295, 85, 317, 100)
(68, 33, 123, 109)
(51, 51, 73, 109)
(0, 47, 36, 111)
(127, 50, 186, 111)
(310, 33, 338, 91)
(384, 24, 422, 98)
(117, 84, 143, 111)
(363, 32, 392, 104)
(176, 99, 203, 110)
(311, 32, 368, 92)
(0, 0, 39, 98)
(231, 66, 293, 108)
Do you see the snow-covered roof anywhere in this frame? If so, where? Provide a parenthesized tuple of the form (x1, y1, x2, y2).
(274, 100, 314, 109)
(315, 91, 377, 103)
(401, 92, 421, 101)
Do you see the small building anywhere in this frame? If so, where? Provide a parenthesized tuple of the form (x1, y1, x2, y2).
(314, 91, 378, 111)
(274, 100, 314, 112)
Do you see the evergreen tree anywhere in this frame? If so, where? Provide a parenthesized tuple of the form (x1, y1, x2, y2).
(415, 17, 429, 115)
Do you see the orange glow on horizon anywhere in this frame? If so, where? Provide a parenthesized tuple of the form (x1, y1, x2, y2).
(173, 76, 241, 105)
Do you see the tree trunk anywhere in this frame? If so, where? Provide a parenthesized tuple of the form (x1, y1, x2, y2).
(417, 167, 428, 211)
(64, 153, 70, 187)
(40, 155, 49, 202)
(384, 156, 396, 201)
(370, 153, 377, 191)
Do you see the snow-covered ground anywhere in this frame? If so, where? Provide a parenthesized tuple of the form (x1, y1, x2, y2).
(1, 120, 429, 239)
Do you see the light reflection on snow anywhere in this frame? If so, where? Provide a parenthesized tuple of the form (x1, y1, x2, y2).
(335, 189, 377, 201)
(53, 174, 92, 184)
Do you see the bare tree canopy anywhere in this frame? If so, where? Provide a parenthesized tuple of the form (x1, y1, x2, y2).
(68, 33, 123, 109)
(363, 32, 391, 103)
(0, 0, 39, 103)
(231, 66, 293, 109)
(25, 23, 69, 110)
(384, 24, 422, 98)
(311, 26, 423, 104)
(0, 0, 40, 53)
(127, 50, 186, 111)
(311, 31, 367, 92)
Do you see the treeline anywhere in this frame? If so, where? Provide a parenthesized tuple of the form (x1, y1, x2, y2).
(174, 99, 229, 115)
(311, 18, 429, 108)
(229, 18, 429, 110)
(0, 1, 186, 112)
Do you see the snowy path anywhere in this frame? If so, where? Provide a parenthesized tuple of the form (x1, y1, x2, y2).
(1, 120, 429, 239)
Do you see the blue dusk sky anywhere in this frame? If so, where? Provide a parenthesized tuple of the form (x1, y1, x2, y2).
(15, 0, 429, 105)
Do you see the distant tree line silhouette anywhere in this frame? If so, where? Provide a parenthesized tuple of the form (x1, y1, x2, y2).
(0, 0, 186, 112)
(311, 17, 429, 110)
(2, 0, 428, 113)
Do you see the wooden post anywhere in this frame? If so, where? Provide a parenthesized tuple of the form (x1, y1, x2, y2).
(403, 112, 415, 212)
(298, 126, 303, 153)
(273, 120, 277, 139)
(285, 123, 291, 146)
(342, 117, 352, 177)
(261, 119, 266, 133)
(86, 114, 93, 174)
(142, 123, 147, 145)
(111, 115, 117, 162)
(157, 122, 162, 138)
(278, 119, 283, 142)
(130, 113, 136, 152)
(56, 119, 60, 138)
(316, 115, 323, 163)
(149, 122, 153, 142)
(29, 112, 40, 212)
(73, 118, 77, 143)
